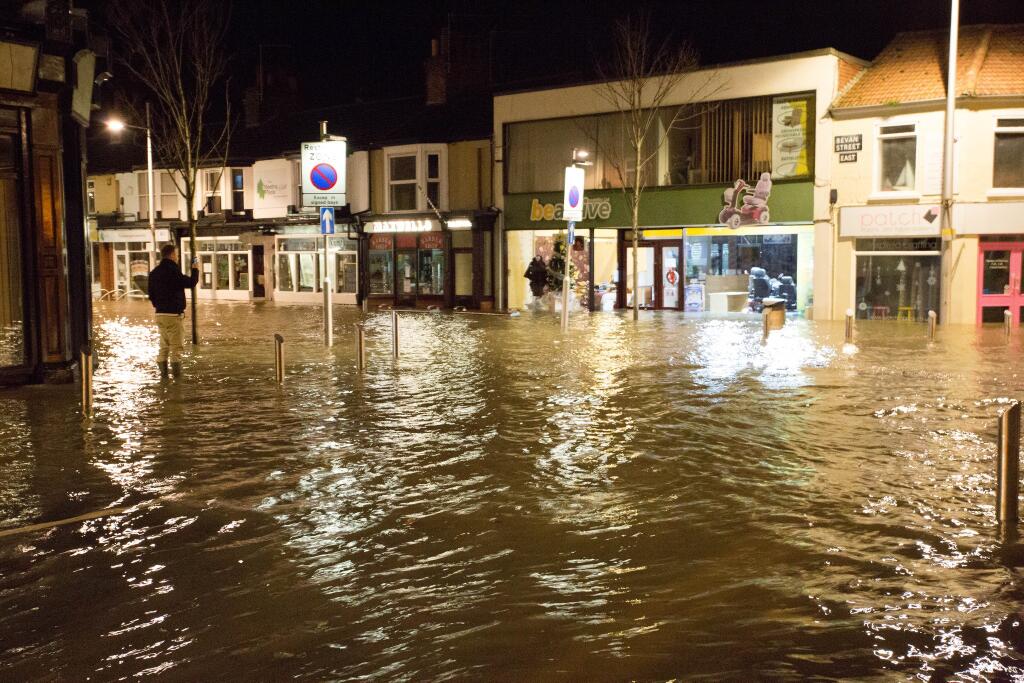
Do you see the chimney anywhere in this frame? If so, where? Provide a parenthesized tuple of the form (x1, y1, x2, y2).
(425, 36, 447, 106)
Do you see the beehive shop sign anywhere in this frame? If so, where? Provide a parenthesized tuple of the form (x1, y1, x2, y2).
(530, 197, 612, 222)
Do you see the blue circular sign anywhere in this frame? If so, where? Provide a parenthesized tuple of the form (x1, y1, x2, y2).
(310, 163, 338, 191)
(568, 186, 581, 208)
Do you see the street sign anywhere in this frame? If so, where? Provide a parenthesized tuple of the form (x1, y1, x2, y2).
(301, 140, 347, 208)
(320, 207, 335, 235)
(567, 220, 575, 245)
(563, 165, 585, 222)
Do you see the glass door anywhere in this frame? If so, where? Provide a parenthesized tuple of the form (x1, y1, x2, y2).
(978, 245, 1024, 324)
(396, 250, 417, 306)
(661, 246, 680, 309)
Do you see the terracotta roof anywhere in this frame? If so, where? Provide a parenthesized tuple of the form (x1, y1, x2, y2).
(833, 24, 1024, 109)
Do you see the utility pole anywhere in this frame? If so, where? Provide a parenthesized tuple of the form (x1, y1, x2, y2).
(939, 0, 959, 325)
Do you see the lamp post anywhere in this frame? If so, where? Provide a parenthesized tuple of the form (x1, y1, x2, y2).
(106, 102, 157, 262)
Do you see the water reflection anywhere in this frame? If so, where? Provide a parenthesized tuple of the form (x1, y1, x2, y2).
(0, 302, 1023, 679)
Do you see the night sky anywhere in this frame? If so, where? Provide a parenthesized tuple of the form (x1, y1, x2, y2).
(212, 0, 1024, 108)
(84, 0, 1024, 112)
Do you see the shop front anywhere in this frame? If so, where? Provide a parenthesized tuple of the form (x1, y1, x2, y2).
(273, 232, 359, 305)
(839, 204, 944, 322)
(962, 202, 1024, 325)
(363, 213, 495, 309)
(503, 179, 815, 315)
(180, 235, 267, 302)
(97, 227, 172, 298)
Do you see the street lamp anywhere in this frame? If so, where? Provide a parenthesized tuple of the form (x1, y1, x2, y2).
(106, 102, 157, 263)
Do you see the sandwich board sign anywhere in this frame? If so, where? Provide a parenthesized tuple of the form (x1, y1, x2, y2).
(301, 140, 347, 208)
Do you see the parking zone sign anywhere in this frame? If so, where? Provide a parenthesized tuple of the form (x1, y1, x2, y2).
(301, 140, 347, 208)
(563, 165, 585, 222)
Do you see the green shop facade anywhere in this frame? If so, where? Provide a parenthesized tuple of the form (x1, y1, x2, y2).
(504, 179, 815, 315)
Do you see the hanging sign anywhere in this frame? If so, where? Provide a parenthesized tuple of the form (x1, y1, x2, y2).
(301, 140, 347, 208)
(563, 166, 585, 222)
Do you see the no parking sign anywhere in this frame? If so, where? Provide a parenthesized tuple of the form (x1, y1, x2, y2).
(301, 140, 347, 208)
(563, 165, 584, 222)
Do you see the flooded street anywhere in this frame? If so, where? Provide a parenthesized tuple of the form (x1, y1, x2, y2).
(1, 301, 1023, 680)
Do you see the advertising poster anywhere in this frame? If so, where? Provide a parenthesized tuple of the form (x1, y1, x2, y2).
(684, 283, 705, 312)
(772, 96, 810, 178)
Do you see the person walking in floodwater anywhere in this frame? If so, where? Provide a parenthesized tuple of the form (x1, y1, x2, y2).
(147, 243, 199, 378)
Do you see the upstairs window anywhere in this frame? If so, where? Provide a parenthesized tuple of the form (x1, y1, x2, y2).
(385, 145, 447, 212)
(231, 168, 245, 211)
(994, 118, 1024, 189)
(878, 124, 917, 192)
(388, 154, 417, 211)
(204, 169, 223, 212)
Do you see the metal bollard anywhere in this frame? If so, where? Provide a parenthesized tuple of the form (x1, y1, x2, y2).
(845, 308, 855, 344)
(274, 333, 284, 383)
(1005, 309, 1013, 340)
(354, 323, 365, 371)
(928, 310, 937, 341)
(391, 309, 399, 358)
(80, 343, 93, 417)
(997, 400, 1020, 524)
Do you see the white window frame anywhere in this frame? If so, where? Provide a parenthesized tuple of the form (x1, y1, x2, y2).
(180, 237, 252, 294)
(384, 144, 448, 213)
(203, 168, 226, 211)
(990, 115, 1024, 196)
(872, 121, 920, 199)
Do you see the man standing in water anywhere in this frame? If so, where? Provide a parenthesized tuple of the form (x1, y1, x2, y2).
(147, 243, 199, 379)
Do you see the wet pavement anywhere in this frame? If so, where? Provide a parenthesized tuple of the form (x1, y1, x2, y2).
(1, 300, 1023, 680)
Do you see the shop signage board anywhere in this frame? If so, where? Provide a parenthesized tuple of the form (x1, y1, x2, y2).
(301, 140, 347, 208)
(834, 134, 862, 152)
(563, 166, 585, 222)
(99, 228, 170, 243)
(365, 218, 439, 233)
(839, 204, 941, 237)
(320, 207, 335, 235)
(839, 152, 858, 163)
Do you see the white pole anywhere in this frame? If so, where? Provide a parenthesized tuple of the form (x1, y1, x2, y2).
(939, 0, 959, 325)
(146, 101, 156, 261)
(319, 121, 334, 347)
(561, 224, 572, 333)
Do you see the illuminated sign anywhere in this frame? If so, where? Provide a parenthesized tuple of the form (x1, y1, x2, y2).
(365, 219, 438, 233)
(529, 197, 611, 222)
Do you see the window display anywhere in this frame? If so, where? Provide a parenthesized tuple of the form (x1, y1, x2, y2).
(854, 239, 940, 321)
(418, 249, 444, 295)
(368, 251, 393, 294)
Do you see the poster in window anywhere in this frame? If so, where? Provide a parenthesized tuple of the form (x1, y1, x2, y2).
(772, 96, 810, 178)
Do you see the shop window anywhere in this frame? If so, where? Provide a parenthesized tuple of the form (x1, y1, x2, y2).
(233, 254, 249, 290)
(994, 118, 1024, 189)
(369, 250, 394, 294)
(418, 249, 445, 295)
(215, 254, 230, 289)
(297, 253, 317, 292)
(336, 253, 357, 294)
(87, 179, 96, 214)
(277, 254, 294, 291)
(854, 248, 940, 322)
(385, 145, 447, 212)
(396, 251, 416, 295)
(878, 124, 917, 192)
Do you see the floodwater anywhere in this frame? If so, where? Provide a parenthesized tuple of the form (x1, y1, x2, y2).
(1, 300, 1023, 681)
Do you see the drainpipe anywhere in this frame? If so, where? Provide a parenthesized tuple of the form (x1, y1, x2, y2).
(939, 0, 959, 325)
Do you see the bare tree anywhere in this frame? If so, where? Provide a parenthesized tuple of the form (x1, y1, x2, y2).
(591, 15, 718, 320)
(112, 0, 233, 344)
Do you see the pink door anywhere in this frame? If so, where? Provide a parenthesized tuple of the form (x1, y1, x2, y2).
(978, 243, 1024, 324)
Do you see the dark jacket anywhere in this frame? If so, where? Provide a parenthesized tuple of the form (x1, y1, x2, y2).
(148, 258, 199, 314)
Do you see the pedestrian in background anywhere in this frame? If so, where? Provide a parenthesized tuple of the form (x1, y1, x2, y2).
(147, 243, 199, 378)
